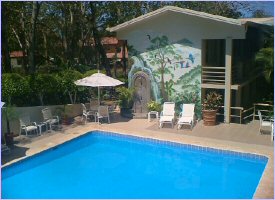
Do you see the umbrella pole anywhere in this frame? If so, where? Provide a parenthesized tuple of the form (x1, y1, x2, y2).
(98, 86, 100, 106)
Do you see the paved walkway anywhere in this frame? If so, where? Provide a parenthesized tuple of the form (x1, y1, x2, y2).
(1, 114, 274, 198)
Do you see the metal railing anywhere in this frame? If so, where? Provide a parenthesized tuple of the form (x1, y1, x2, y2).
(239, 103, 273, 123)
(203, 103, 273, 124)
(252, 103, 273, 120)
(216, 106, 244, 124)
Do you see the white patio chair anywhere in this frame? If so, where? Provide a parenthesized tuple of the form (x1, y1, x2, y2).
(159, 102, 175, 128)
(90, 99, 98, 111)
(42, 108, 59, 131)
(258, 110, 272, 134)
(1, 132, 10, 154)
(177, 104, 195, 130)
(96, 106, 110, 124)
(1, 144, 10, 154)
(81, 103, 96, 124)
(19, 115, 39, 136)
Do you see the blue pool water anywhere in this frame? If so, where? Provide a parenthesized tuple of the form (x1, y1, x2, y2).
(2, 131, 267, 199)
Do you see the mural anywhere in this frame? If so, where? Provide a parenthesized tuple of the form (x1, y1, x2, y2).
(128, 35, 201, 118)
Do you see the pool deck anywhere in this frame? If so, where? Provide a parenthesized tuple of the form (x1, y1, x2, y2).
(1, 114, 274, 199)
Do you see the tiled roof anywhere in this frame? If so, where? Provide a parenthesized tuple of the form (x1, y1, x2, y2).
(10, 51, 24, 58)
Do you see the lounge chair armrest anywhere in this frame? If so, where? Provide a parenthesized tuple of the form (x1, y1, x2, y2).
(21, 125, 27, 129)
(53, 116, 59, 122)
(32, 122, 37, 126)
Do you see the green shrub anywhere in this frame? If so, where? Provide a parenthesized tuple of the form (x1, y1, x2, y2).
(147, 100, 162, 112)
(1, 73, 29, 105)
(116, 87, 134, 109)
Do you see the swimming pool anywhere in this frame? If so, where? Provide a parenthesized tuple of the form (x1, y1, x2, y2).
(2, 130, 268, 198)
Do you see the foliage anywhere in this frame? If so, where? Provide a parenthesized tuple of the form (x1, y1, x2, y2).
(172, 88, 201, 118)
(58, 70, 83, 104)
(116, 87, 134, 108)
(147, 101, 162, 112)
(2, 1, 259, 75)
(30, 74, 59, 105)
(54, 105, 73, 119)
(2, 104, 18, 134)
(202, 92, 223, 111)
(83, 69, 106, 77)
(1, 73, 29, 104)
(255, 48, 274, 83)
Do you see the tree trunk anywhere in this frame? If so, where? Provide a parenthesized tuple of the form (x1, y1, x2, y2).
(68, 92, 73, 104)
(122, 40, 127, 77)
(73, 91, 77, 104)
(39, 93, 44, 106)
(28, 1, 41, 74)
(1, 3, 12, 72)
(43, 32, 48, 64)
(19, 10, 29, 74)
(89, 2, 112, 76)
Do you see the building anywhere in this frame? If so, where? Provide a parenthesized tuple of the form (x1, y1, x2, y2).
(84, 37, 128, 67)
(10, 51, 24, 68)
(107, 6, 273, 123)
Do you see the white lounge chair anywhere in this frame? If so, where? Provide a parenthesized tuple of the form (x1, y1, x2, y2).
(177, 104, 195, 130)
(258, 110, 272, 134)
(159, 102, 175, 128)
(96, 106, 110, 124)
(42, 108, 59, 131)
(81, 103, 96, 124)
(19, 115, 39, 136)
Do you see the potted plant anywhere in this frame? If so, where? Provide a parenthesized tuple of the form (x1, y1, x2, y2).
(55, 105, 73, 125)
(116, 87, 134, 118)
(2, 104, 17, 145)
(202, 91, 222, 126)
(147, 100, 162, 112)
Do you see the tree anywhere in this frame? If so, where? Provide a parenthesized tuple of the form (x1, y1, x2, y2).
(256, 48, 274, 83)
(30, 74, 59, 105)
(58, 70, 83, 104)
(28, 1, 41, 74)
(252, 9, 269, 18)
(1, 2, 12, 73)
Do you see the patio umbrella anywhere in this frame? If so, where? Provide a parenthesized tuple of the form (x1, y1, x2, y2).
(74, 71, 124, 106)
(1, 102, 5, 108)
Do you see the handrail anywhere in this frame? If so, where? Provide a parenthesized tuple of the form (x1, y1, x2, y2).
(216, 105, 244, 123)
(253, 103, 274, 121)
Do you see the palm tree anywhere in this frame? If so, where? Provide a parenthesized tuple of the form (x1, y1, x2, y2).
(255, 47, 274, 83)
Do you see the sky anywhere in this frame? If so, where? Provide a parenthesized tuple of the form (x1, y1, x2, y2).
(242, 1, 274, 17)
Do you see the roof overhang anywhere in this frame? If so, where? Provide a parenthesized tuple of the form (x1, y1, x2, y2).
(107, 6, 243, 32)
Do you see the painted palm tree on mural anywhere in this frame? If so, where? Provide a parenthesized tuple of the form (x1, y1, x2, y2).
(145, 35, 182, 101)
